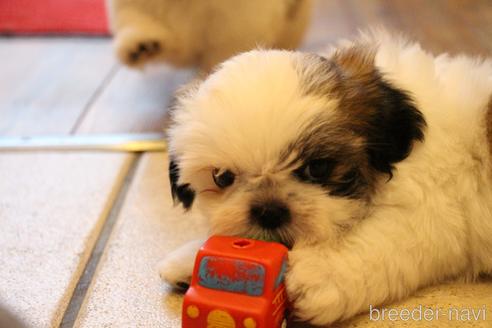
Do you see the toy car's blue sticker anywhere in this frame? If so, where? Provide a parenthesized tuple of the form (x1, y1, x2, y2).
(274, 256, 287, 289)
(198, 256, 265, 296)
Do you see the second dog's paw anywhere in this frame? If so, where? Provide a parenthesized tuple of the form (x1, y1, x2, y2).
(114, 28, 166, 67)
(126, 40, 161, 65)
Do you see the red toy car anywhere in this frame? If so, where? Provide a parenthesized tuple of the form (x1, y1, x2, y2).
(182, 235, 289, 328)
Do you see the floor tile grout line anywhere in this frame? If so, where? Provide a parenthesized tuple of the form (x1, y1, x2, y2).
(59, 153, 143, 328)
(69, 63, 120, 135)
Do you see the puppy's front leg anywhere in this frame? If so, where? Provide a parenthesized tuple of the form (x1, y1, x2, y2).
(286, 211, 469, 325)
(158, 239, 205, 289)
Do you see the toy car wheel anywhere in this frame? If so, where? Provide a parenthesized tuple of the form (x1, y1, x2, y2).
(281, 318, 287, 328)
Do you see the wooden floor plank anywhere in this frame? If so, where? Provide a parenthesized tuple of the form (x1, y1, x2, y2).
(0, 38, 115, 136)
(397, 0, 472, 54)
(434, 0, 492, 55)
(302, 0, 359, 51)
(75, 65, 193, 134)
(305, 0, 492, 55)
(342, 0, 407, 32)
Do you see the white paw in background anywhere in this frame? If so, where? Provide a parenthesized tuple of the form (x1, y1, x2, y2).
(114, 28, 165, 68)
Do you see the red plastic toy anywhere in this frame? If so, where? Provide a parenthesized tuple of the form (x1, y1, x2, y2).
(182, 235, 289, 328)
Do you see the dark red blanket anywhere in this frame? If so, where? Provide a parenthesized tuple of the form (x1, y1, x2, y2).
(0, 0, 109, 35)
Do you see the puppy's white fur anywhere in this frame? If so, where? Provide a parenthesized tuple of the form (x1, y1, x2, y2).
(160, 31, 492, 325)
(108, 0, 312, 71)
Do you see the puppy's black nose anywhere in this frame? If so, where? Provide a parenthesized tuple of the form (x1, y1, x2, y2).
(250, 201, 291, 229)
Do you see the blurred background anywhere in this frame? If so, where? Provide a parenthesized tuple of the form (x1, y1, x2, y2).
(0, 0, 490, 138)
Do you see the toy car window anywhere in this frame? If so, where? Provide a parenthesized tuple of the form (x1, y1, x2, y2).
(198, 256, 265, 296)
(274, 256, 287, 289)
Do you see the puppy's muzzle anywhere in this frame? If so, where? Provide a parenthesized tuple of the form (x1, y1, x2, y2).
(249, 200, 291, 229)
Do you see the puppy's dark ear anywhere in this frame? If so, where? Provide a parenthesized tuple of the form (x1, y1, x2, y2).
(169, 158, 195, 210)
(365, 80, 426, 176)
(332, 46, 426, 176)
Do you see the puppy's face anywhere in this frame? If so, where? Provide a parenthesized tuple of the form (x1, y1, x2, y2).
(168, 46, 425, 248)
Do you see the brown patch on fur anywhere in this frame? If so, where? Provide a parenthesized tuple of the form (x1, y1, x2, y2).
(289, 49, 381, 199)
(331, 45, 378, 86)
(290, 44, 425, 199)
(487, 95, 492, 158)
(295, 45, 378, 98)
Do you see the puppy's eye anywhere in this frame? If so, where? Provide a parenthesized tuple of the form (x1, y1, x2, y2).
(212, 168, 235, 188)
(294, 158, 335, 182)
(306, 159, 332, 180)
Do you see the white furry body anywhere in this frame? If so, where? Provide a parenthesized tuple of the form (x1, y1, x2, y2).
(287, 34, 492, 323)
(108, 0, 311, 71)
(159, 32, 492, 325)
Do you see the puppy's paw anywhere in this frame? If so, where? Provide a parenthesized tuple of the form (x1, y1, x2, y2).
(157, 256, 192, 290)
(286, 248, 348, 325)
(114, 28, 166, 68)
(157, 239, 204, 290)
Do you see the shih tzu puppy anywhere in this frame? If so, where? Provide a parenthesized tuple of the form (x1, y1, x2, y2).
(107, 0, 312, 71)
(159, 30, 492, 325)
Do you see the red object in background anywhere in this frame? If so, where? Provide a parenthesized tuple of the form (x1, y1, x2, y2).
(0, 0, 109, 35)
(183, 236, 289, 328)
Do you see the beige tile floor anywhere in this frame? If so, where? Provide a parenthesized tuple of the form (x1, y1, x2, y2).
(0, 153, 131, 327)
(0, 1, 491, 327)
(74, 153, 207, 328)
